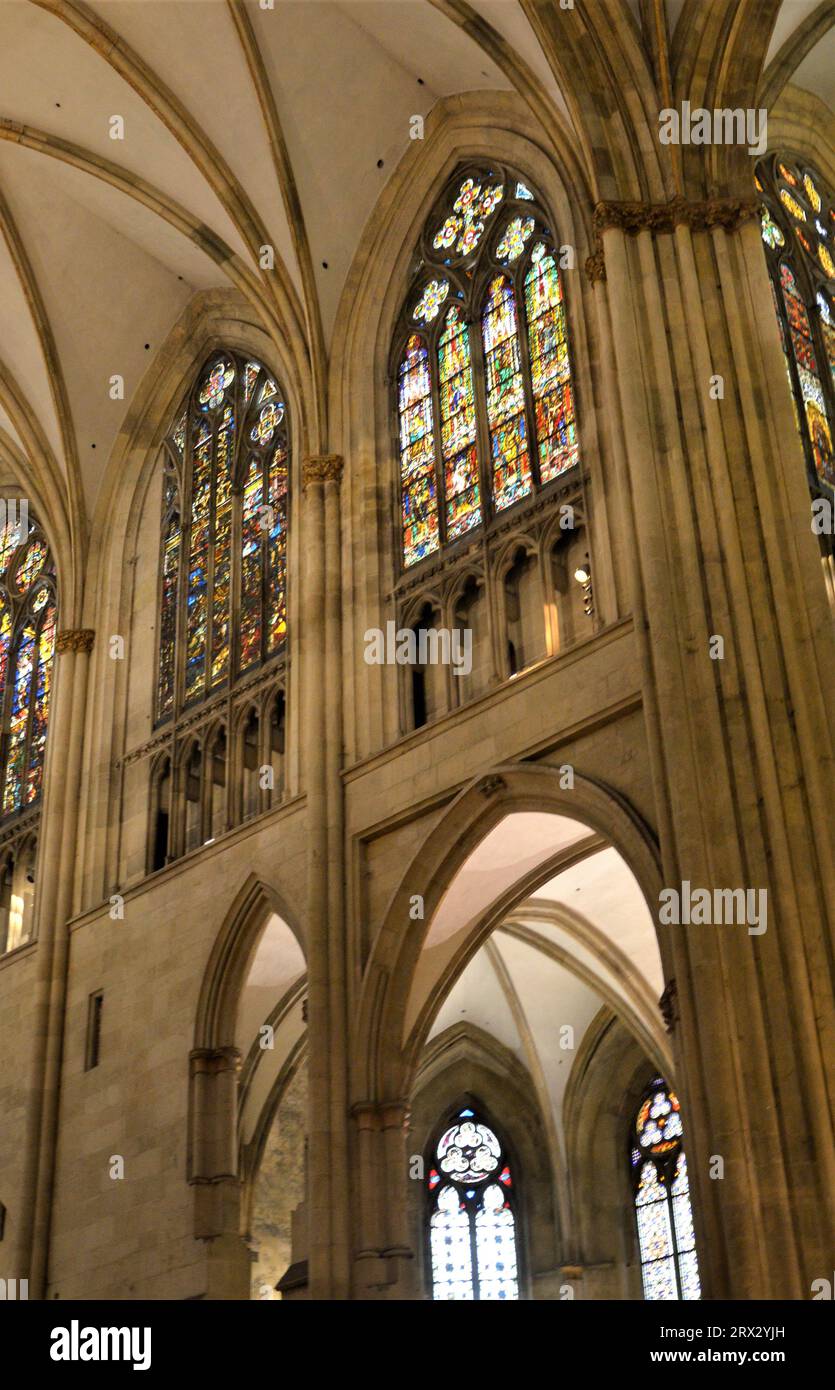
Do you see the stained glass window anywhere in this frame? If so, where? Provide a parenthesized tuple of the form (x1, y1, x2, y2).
(756, 154, 835, 499)
(427, 1106, 519, 1300)
(395, 165, 582, 566)
(630, 1077, 701, 1300)
(156, 352, 289, 722)
(0, 512, 58, 826)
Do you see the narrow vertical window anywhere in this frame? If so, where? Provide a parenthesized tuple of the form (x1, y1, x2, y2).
(524, 243, 579, 481)
(427, 1106, 519, 1300)
(756, 155, 835, 496)
(0, 516, 58, 844)
(85, 991, 104, 1071)
(438, 306, 481, 540)
(630, 1077, 701, 1300)
(398, 334, 439, 566)
(482, 276, 532, 511)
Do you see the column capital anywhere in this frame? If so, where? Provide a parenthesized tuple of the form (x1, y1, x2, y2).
(593, 195, 759, 237)
(302, 454, 344, 490)
(56, 628, 95, 654)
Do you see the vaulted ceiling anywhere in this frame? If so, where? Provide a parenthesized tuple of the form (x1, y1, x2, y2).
(0, 0, 832, 546)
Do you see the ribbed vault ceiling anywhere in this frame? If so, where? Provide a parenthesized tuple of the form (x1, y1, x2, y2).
(0, 0, 832, 535)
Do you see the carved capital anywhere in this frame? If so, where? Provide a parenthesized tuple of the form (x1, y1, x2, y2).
(302, 454, 344, 490)
(584, 242, 607, 283)
(593, 195, 759, 237)
(659, 977, 678, 1033)
(56, 628, 95, 654)
(189, 1045, 242, 1076)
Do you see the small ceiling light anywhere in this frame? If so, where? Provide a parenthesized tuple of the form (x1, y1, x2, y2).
(574, 564, 590, 584)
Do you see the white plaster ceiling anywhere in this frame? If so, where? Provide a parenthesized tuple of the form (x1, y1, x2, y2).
(418, 813, 669, 1160)
(763, 1, 835, 109)
(235, 910, 305, 1055)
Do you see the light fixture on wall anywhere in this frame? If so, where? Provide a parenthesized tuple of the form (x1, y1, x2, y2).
(573, 554, 594, 618)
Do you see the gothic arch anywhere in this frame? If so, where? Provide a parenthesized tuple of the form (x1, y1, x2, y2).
(193, 873, 305, 1052)
(330, 93, 615, 761)
(354, 761, 664, 1104)
(187, 874, 306, 1294)
(409, 1023, 558, 1299)
(75, 294, 305, 911)
(561, 1009, 663, 1298)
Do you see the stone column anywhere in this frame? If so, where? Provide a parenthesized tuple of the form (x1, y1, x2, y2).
(301, 454, 350, 1297)
(17, 628, 94, 1295)
(350, 1098, 416, 1298)
(598, 197, 835, 1299)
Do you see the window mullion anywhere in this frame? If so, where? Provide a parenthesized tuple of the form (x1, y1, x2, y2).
(468, 1199, 480, 1301)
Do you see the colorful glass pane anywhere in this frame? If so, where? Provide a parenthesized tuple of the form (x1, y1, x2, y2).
(244, 361, 260, 404)
(636, 1083, 683, 1155)
(781, 263, 835, 485)
(267, 440, 289, 653)
(0, 517, 19, 576)
(432, 177, 503, 259)
(0, 597, 10, 698)
(184, 422, 212, 698)
(804, 174, 822, 213)
(413, 279, 449, 324)
(198, 360, 235, 409)
(496, 216, 535, 264)
(14, 539, 46, 592)
(482, 276, 532, 509)
(172, 412, 186, 458)
(240, 456, 263, 670)
(398, 335, 439, 567)
(3, 623, 35, 815)
(515, 182, 534, 200)
(819, 243, 835, 278)
(26, 604, 55, 804)
(778, 162, 798, 187)
(210, 408, 233, 686)
(438, 307, 480, 541)
(760, 209, 784, 250)
(158, 510, 180, 719)
(158, 352, 289, 723)
(525, 243, 579, 482)
(780, 189, 806, 222)
(250, 400, 284, 446)
(818, 295, 835, 389)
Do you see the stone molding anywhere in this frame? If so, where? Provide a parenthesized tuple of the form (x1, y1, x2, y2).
(302, 453, 344, 489)
(56, 628, 95, 654)
(593, 195, 760, 236)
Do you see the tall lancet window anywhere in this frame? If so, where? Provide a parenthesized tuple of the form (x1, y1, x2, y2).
(426, 1105, 519, 1301)
(755, 155, 835, 509)
(0, 511, 57, 955)
(630, 1077, 701, 1301)
(156, 353, 289, 723)
(394, 167, 581, 568)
